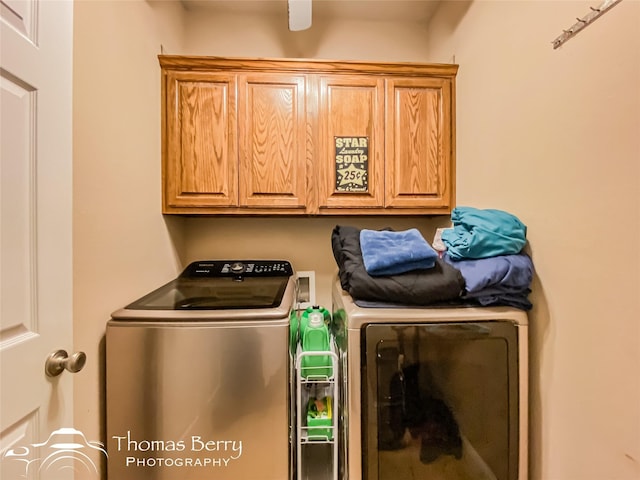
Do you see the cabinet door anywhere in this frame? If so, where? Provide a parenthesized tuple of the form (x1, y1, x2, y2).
(164, 71, 238, 209)
(318, 75, 385, 209)
(385, 77, 453, 209)
(238, 74, 307, 209)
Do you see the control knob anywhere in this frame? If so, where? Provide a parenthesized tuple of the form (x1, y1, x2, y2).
(230, 262, 245, 274)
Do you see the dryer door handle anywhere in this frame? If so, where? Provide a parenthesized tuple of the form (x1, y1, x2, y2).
(424, 323, 492, 338)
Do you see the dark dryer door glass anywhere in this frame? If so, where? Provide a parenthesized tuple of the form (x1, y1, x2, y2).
(363, 321, 519, 480)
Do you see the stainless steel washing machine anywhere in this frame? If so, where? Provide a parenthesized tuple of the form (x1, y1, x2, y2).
(332, 279, 529, 480)
(106, 260, 296, 480)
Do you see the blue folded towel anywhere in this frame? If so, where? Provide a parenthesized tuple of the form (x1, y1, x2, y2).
(360, 228, 438, 276)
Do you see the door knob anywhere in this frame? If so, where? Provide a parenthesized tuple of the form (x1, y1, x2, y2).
(45, 350, 87, 377)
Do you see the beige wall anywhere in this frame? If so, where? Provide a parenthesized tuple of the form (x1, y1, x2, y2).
(181, 9, 433, 62)
(72, 1, 640, 479)
(426, 1, 640, 479)
(73, 0, 186, 470)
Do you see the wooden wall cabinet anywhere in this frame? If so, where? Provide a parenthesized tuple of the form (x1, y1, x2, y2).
(163, 69, 307, 213)
(160, 56, 457, 215)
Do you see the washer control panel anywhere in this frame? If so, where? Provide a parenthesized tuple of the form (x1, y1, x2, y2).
(181, 260, 294, 278)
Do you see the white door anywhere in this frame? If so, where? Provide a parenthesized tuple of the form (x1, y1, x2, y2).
(0, 0, 78, 479)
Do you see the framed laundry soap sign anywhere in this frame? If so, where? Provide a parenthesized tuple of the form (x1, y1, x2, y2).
(335, 136, 369, 192)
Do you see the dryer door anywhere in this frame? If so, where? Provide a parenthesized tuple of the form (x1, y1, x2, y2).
(363, 321, 520, 480)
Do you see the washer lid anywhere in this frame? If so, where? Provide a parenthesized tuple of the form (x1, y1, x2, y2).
(125, 260, 294, 310)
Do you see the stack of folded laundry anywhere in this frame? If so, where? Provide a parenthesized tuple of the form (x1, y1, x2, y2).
(331, 225, 465, 306)
(441, 206, 534, 310)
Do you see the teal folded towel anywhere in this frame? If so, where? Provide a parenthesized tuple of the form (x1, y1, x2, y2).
(442, 206, 527, 260)
(360, 228, 438, 276)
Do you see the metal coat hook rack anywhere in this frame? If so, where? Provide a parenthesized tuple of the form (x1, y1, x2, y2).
(552, 0, 624, 49)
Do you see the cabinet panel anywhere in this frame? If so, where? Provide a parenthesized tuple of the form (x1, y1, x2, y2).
(385, 77, 452, 209)
(165, 71, 237, 209)
(318, 75, 385, 209)
(238, 74, 307, 208)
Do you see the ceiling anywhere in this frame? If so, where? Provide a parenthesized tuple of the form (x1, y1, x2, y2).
(181, 0, 442, 24)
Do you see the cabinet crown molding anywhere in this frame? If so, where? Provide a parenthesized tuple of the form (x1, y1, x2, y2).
(158, 55, 459, 78)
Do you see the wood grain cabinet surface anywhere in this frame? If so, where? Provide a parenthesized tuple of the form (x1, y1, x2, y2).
(160, 55, 458, 215)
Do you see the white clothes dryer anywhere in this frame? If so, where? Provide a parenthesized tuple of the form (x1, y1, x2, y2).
(332, 279, 529, 480)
